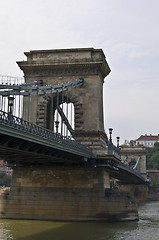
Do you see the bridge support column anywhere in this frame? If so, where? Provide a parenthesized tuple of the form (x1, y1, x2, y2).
(0, 165, 138, 221)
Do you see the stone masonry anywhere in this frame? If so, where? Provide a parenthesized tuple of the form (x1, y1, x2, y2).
(121, 146, 147, 180)
(17, 48, 111, 155)
(0, 165, 138, 221)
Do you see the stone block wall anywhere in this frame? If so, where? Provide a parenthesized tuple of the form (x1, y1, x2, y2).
(0, 165, 138, 221)
(121, 146, 147, 178)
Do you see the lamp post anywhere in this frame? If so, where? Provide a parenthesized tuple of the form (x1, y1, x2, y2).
(109, 128, 113, 142)
(55, 120, 59, 134)
(8, 96, 14, 115)
(117, 137, 120, 148)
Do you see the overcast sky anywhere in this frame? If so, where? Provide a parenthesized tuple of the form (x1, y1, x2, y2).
(0, 0, 159, 144)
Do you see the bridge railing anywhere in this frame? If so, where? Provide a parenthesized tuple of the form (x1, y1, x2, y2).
(107, 141, 121, 160)
(0, 110, 93, 157)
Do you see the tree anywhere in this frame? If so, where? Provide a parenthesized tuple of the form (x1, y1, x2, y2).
(147, 142, 159, 170)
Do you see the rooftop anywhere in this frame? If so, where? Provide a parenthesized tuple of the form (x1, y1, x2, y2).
(136, 135, 159, 141)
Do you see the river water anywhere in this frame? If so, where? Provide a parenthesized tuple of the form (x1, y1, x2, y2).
(0, 201, 159, 240)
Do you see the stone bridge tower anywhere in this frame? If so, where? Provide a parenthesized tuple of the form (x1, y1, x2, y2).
(121, 146, 147, 179)
(17, 48, 111, 155)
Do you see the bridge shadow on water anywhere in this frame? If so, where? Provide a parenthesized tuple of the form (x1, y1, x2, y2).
(0, 218, 139, 240)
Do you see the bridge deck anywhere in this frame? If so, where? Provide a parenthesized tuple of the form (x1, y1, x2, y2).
(0, 125, 92, 165)
(0, 111, 146, 184)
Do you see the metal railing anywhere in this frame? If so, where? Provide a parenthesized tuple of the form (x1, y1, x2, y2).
(0, 110, 93, 157)
(107, 140, 121, 160)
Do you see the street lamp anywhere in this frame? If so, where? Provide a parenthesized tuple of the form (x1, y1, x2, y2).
(55, 120, 59, 134)
(117, 137, 120, 148)
(109, 128, 113, 142)
(8, 96, 14, 115)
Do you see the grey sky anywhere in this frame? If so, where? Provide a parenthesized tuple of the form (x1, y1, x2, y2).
(0, 0, 159, 144)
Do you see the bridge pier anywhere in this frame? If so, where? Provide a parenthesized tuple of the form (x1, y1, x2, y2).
(0, 165, 138, 221)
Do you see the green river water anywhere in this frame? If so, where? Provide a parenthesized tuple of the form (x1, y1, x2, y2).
(0, 201, 159, 240)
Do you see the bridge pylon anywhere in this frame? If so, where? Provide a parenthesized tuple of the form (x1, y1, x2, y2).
(17, 48, 111, 155)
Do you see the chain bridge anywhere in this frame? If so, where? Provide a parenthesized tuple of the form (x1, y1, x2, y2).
(0, 48, 147, 221)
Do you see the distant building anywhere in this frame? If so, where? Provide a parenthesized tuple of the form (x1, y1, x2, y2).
(136, 135, 159, 148)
